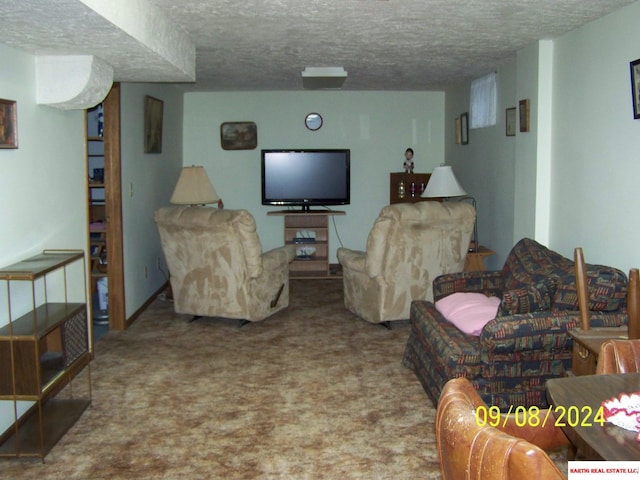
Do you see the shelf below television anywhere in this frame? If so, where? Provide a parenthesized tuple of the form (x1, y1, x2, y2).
(267, 210, 346, 216)
(268, 210, 345, 279)
(290, 268, 343, 279)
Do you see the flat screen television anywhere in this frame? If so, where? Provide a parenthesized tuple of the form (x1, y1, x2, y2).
(261, 149, 350, 211)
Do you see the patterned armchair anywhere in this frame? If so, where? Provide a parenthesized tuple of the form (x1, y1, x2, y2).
(336, 201, 475, 324)
(154, 206, 296, 323)
(403, 238, 629, 408)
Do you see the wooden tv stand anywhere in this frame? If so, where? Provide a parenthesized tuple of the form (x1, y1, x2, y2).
(268, 210, 345, 279)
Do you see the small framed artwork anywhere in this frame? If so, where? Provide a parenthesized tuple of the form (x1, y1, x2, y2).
(460, 112, 469, 145)
(454, 116, 461, 144)
(220, 121, 257, 150)
(519, 99, 530, 132)
(0, 99, 18, 149)
(144, 95, 164, 153)
(506, 107, 516, 136)
(630, 58, 640, 119)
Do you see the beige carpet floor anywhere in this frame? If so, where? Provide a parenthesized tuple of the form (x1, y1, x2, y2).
(1, 278, 569, 479)
(0, 279, 443, 479)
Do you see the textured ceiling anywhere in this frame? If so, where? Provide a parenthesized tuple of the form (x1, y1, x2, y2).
(0, 0, 635, 91)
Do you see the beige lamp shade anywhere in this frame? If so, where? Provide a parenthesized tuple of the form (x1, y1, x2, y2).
(422, 164, 478, 252)
(422, 165, 467, 198)
(170, 166, 220, 205)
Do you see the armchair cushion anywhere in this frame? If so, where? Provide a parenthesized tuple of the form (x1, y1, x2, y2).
(261, 246, 296, 270)
(436, 292, 501, 336)
(498, 278, 556, 316)
(336, 249, 366, 273)
(553, 266, 627, 312)
(363, 215, 392, 278)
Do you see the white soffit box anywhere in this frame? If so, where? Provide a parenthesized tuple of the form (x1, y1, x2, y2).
(36, 55, 113, 110)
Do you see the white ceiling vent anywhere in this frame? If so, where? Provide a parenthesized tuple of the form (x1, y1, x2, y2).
(302, 67, 348, 89)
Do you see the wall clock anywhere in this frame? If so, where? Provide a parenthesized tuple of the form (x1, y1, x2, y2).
(305, 112, 323, 131)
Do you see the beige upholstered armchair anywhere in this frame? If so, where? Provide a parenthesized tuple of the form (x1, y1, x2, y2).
(154, 206, 296, 323)
(337, 201, 475, 325)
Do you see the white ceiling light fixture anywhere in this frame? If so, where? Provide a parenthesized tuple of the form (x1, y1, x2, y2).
(301, 67, 348, 89)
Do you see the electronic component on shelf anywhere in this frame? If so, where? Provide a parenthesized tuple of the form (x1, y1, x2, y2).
(294, 237, 316, 244)
(296, 246, 316, 259)
(294, 230, 316, 243)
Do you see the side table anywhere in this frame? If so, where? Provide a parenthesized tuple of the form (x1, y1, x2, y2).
(546, 373, 640, 460)
(464, 246, 495, 272)
(568, 327, 628, 376)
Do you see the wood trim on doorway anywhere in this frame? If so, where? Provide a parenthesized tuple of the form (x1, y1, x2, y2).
(103, 83, 126, 330)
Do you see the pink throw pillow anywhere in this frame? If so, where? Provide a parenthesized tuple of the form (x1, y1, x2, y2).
(435, 292, 501, 336)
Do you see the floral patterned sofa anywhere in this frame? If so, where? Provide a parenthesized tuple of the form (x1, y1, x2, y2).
(402, 238, 628, 409)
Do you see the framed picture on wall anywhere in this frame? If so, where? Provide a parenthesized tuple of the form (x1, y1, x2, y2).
(519, 99, 530, 132)
(454, 116, 461, 144)
(220, 121, 257, 150)
(460, 112, 469, 145)
(506, 107, 516, 136)
(144, 95, 164, 153)
(0, 99, 18, 149)
(630, 58, 640, 119)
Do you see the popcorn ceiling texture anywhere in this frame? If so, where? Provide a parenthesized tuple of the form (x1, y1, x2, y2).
(153, 0, 633, 91)
(0, 0, 634, 91)
(0, 0, 195, 83)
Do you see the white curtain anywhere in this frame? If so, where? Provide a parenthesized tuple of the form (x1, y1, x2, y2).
(470, 72, 496, 129)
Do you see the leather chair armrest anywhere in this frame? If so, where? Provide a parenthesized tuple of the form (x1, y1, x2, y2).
(596, 339, 640, 374)
(499, 412, 570, 451)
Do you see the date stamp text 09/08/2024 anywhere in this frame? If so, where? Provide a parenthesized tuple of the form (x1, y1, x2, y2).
(474, 404, 605, 429)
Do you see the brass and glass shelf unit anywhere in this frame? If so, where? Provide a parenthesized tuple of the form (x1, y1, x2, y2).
(0, 250, 92, 461)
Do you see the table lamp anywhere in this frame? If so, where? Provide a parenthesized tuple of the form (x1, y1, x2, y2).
(422, 165, 478, 252)
(170, 166, 220, 206)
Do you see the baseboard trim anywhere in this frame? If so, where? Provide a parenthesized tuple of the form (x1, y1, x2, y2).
(126, 280, 170, 328)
